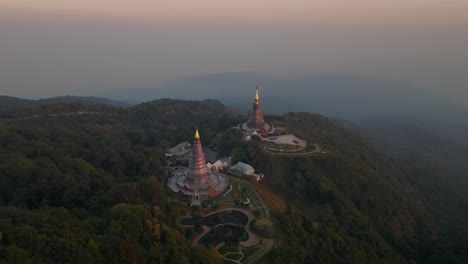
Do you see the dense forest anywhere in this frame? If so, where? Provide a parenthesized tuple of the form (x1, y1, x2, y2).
(0, 101, 232, 263)
(0, 100, 467, 263)
(253, 113, 468, 263)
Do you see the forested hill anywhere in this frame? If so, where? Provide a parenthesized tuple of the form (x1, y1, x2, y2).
(246, 113, 468, 263)
(0, 100, 234, 263)
(0, 95, 128, 112)
(132, 98, 233, 126)
(0, 100, 466, 263)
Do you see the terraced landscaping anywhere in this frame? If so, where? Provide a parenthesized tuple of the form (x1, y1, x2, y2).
(179, 178, 275, 263)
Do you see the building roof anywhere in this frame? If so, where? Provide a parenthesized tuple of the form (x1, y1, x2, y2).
(212, 160, 224, 169)
(230, 162, 255, 175)
(166, 141, 191, 156)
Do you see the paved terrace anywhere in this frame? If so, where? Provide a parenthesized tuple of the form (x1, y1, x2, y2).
(263, 134, 307, 148)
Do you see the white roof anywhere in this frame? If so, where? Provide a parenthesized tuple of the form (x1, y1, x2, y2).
(166, 141, 191, 155)
(231, 162, 255, 175)
(213, 160, 223, 168)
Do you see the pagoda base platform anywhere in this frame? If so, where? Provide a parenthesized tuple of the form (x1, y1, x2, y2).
(167, 170, 229, 204)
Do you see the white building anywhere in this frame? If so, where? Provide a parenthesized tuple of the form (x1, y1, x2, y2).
(230, 162, 255, 176)
(165, 141, 191, 157)
(212, 160, 224, 171)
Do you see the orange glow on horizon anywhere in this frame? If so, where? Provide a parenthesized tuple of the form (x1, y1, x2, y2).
(1, 0, 468, 28)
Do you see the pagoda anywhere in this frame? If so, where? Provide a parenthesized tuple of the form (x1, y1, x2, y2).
(242, 87, 276, 136)
(167, 129, 228, 205)
(247, 87, 265, 130)
(238, 86, 307, 152)
(185, 129, 211, 185)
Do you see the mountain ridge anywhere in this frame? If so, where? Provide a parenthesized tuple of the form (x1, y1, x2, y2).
(96, 72, 468, 124)
(0, 95, 128, 112)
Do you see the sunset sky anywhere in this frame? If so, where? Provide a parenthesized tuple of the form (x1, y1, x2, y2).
(2, 1, 468, 27)
(1, 1, 467, 101)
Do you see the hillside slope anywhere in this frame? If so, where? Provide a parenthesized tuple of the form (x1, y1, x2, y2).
(357, 118, 468, 244)
(248, 113, 467, 263)
(0, 101, 466, 263)
(0, 101, 229, 263)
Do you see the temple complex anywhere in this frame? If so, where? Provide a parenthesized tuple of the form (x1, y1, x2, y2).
(238, 86, 308, 153)
(167, 129, 228, 205)
(242, 87, 276, 136)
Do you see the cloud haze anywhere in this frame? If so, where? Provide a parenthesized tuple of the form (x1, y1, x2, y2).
(0, 1, 467, 104)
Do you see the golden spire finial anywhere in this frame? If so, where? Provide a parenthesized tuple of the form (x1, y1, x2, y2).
(254, 86, 260, 105)
(194, 129, 200, 140)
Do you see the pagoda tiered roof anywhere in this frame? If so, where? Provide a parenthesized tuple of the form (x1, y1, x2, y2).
(167, 129, 228, 204)
(247, 87, 265, 130)
(185, 129, 211, 184)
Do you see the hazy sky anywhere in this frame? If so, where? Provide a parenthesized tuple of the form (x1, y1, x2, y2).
(1, 1, 467, 102)
(2, 1, 468, 26)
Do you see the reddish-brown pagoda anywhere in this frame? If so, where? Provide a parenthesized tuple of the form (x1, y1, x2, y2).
(167, 129, 228, 205)
(247, 87, 265, 130)
(185, 129, 210, 184)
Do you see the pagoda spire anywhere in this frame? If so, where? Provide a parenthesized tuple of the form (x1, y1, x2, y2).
(255, 86, 260, 106)
(186, 129, 210, 184)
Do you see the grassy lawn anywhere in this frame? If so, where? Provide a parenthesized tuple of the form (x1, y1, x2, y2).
(224, 253, 243, 261)
(223, 259, 238, 264)
(215, 188, 237, 204)
(214, 177, 244, 204)
(242, 246, 261, 259)
(218, 245, 239, 255)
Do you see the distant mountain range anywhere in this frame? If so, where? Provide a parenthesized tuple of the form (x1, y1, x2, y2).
(96, 72, 468, 124)
(0, 95, 128, 112)
(4, 72, 467, 125)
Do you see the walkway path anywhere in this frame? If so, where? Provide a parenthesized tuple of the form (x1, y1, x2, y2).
(263, 143, 324, 156)
(244, 239, 275, 264)
(192, 226, 211, 246)
(178, 180, 274, 263)
(180, 207, 260, 248)
(204, 208, 259, 247)
(221, 245, 244, 264)
(239, 178, 271, 219)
